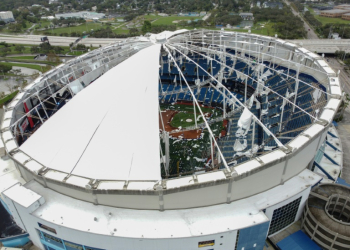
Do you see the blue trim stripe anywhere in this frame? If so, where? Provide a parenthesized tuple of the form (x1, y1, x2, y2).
(314, 162, 335, 181)
(323, 152, 340, 166)
(326, 141, 341, 152)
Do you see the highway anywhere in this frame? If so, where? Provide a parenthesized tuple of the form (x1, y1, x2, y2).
(0, 34, 123, 47)
(287, 39, 350, 53)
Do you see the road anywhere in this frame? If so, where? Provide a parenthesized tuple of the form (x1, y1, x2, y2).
(284, 0, 318, 39)
(0, 34, 123, 47)
(327, 58, 350, 94)
(287, 39, 350, 54)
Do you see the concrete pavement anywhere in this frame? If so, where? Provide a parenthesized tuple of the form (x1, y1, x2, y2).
(327, 57, 350, 183)
(287, 39, 350, 54)
(336, 108, 350, 183)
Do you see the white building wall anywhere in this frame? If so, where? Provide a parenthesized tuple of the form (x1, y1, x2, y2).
(12, 206, 239, 250)
(0, 11, 14, 22)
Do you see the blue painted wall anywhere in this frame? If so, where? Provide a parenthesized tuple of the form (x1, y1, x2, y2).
(0, 234, 30, 247)
(236, 221, 270, 250)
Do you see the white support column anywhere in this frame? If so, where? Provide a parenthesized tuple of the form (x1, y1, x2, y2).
(159, 141, 168, 176)
(293, 65, 300, 112)
(244, 77, 247, 103)
(164, 131, 170, 175)
(169, 44, 287, 150)
(193, 99, 197, 128)
(35, 107, 44, 124)
(164, 44, 231, 171)
(36, 94, 49, 119)
(273, 42, 277, 69)
(279, 104, 284, 132)
(210, 136, 214, 168)
(176, 43, 318, 123)
(251, 120, 255, 149)
(223, 87, 226, 119)
(287, 52, 292, 80)
(46, 80, 58, 104)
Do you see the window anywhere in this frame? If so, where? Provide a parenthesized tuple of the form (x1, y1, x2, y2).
(41, 231, 64, 249)
(64, 241, 84, 250)
(85, 247, 105, 250)
(234, 230, 240, 250)
(198, 240, 215, 248)
(38, 223, 57, 234)
(268, 197, 302, 235)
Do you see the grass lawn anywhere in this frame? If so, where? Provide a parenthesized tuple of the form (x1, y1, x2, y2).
(113, 28, 129, 34)
(314, 15, 350, 25)
(34, 21, 130, 36)
(1, 62, 44, 72)
(34, 22, 104, 35)
(68, 51, 86, 56)
(0, 43, 71, 55)
(0, 91, 19, 108)
(7, 56, 36, 60)
(152, 15, 199, 25)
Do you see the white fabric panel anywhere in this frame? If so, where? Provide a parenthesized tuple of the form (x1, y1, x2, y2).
(20, 44, 161, 181)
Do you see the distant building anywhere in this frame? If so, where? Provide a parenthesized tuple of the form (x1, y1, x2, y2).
(158, 13, 168, 17)
(263, 2, 283, 9)
(0, 11, 15, 23)
(331, 33, 340, 39)
(239, 13, 254, 20)
(41, 16, 56, 20)
(257, 1, 261, 7)
(91, 6, 97, 11)
(334, 4, 350, 10)
(178, 12, 200, 17)
(320, 9, 350, 17)
(55, 11, 105, 20)
(342, 12, 350, 20)
(49, 0, 59, 4)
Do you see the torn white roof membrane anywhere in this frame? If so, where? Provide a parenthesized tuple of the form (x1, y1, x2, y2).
(20, 44, 162, 181)
(238, 107, 252, 130)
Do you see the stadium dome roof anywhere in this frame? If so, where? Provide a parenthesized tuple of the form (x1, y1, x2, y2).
(2, 30, 342, 210)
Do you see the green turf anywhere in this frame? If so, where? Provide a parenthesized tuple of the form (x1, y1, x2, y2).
(161, 103, 223, 129)
(161, 103, 216, 113)
(1, 62, 45, 72)
(170, 112, 204, 128)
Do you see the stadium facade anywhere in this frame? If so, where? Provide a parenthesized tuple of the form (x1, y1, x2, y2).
(0, 30, 344, 250)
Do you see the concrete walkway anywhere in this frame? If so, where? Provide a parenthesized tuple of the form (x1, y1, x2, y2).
(327, 57, 350, 183)
(336, 106, 350, 183)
